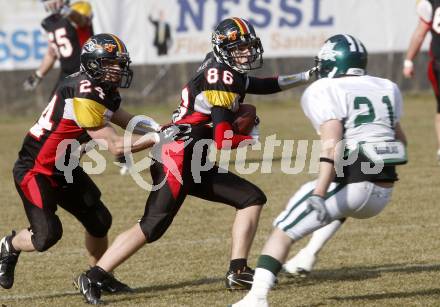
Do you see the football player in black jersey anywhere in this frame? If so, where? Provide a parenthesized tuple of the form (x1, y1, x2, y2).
(23, 0, 93, 95)
(76, 17, 316, 305)
(403, 0, 440, 161)
(0, 33, 183, 293)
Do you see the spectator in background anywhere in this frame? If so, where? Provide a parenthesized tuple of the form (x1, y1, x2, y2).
(403, 0, 440, 162)
(148, 11, 172, 56)
(23, 0, 93, 95)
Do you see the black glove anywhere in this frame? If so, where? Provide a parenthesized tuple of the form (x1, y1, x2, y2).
(23, 71, 43, 91)
(157, 124, 192, 143)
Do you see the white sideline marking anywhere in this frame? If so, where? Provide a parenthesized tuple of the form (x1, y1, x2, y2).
(0, 290, 77, 300)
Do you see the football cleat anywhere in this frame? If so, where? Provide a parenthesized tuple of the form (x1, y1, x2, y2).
(0, 231, 20, 289)
(99, 273, 133, 293)
(228, 293, 269, 307)
(225, 266, 254, 290)
(282, 248, 317, 277)
(75, 273, 103, 305)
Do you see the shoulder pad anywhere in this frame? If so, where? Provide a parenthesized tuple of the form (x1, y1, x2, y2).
(417, 0, 433, 23)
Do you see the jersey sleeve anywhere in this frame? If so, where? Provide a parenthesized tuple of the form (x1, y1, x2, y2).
(72, 83, 121, 129)
(201, 66, 244, 110)
(246, 76, 281, 94)
(301, 80, 346, 132)
(417, 0, 432, 23)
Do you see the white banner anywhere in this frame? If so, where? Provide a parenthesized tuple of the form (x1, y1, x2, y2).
(0, 0, 429, 70)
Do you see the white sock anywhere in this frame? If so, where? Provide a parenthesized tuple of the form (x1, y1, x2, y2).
(249, 268, 276, 298)
(304, 219, 343, 255)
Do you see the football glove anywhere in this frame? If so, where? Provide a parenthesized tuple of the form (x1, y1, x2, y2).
(304, 66, 318, 81)
(156, 124, 192, 143)
(23, 71, 43, 91)
(249, 116, 260, 141)
(307, 195, 330, 223)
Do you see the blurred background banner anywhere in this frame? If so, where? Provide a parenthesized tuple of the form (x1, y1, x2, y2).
(0, 0, 428, 70)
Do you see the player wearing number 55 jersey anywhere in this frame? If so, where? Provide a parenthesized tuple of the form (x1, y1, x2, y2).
(23, 0, 93, 94)
(0, 34, 160, 293)
(77, 17, 317, 305)
(232, 34, 408, 307)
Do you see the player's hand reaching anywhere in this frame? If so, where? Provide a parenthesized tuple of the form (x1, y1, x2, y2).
(402, 59, 414, 78)
(307, 195, 330, 223)
(156, 124, 192, 143)
(304, 66, 318, 81)
(23, 71, 43, 91)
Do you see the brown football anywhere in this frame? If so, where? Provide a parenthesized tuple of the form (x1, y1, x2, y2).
(232, 103, 257, 135)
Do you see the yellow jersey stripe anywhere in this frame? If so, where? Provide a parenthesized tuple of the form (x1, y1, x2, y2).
(73, 97, 107, 128)
(204, 90, 238, 109)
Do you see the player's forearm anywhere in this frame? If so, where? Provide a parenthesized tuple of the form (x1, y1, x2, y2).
(313, 162, 336, 197)
(277, 71, 313, 90)
(109, 133, 157, 156)
(246, 69, 314, 94)
(38, 49, 57, 77)
(214, 122, 253, 149)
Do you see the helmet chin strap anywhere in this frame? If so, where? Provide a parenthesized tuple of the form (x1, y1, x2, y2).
(327, 67, 338, 78)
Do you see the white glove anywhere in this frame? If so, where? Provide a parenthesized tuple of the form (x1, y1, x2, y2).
(304, 66, 318, 81)
(307, 195, 330, 223)
(249, 117, 260, 141)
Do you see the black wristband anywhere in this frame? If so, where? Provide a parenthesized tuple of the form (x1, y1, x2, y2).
(319, 157, 334, 164)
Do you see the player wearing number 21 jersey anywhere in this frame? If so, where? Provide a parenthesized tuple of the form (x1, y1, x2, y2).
(232, 34, 408, 307)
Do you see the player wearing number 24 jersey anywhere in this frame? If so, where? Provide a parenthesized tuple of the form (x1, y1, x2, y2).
(1, 34, 158, 293)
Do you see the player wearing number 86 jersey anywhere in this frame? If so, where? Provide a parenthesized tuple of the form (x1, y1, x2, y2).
(76, 18, 318, 305)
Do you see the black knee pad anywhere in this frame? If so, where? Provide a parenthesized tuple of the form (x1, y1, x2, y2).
(31, 215, 63, 252)
(83, 201, 112, 238)
(139, 212, 175, 243)
(239, 187, 267, 210)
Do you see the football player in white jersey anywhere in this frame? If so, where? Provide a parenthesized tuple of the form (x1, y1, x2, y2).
(230, 34, 407, 307)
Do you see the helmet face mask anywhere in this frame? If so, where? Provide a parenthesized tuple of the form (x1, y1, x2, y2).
(81, 34, 133, 89)
(41, 0, 67, 14)
(212, 17, 264, 73)
(316, 34, 368, 79)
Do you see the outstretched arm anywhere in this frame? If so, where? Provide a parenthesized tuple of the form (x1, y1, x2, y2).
(87, 124, 157, 157)
(246, 67, 316, 95)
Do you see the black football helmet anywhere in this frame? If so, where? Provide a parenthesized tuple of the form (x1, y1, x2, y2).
(80, 33, 133, 88)
(315, 34, 367, 79)
(212, 17, 263, 73)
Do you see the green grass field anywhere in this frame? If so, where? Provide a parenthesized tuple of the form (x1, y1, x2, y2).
(0, 94, 439, 306)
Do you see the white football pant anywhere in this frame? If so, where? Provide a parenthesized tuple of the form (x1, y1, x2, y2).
(273, 180, 392, 240)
